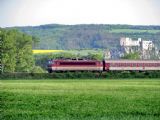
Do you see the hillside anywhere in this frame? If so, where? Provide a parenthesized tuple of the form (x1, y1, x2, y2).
(12, 24, 160, 50)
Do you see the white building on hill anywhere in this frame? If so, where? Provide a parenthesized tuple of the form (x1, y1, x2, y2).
(120, 37, 155, 59)
(120, 37, 141, 47)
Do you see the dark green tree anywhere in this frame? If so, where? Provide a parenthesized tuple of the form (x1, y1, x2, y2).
(1, 28, 36, 73)
(15, 33, 34, 72)
(1, 29, 16, 73)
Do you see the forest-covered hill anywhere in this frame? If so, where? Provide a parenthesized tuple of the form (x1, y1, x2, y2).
(11, 24, 160, 50)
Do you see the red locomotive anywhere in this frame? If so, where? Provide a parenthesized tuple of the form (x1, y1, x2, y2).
(47, 60, 103, 73)
(47, 59, 160, 73)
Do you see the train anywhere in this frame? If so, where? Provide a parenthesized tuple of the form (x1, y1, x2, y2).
(47, 59, 160, 73)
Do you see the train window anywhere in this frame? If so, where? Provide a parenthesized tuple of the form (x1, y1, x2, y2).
(135, 63, 137, 67)
(126, 63, 129, 67)
(149, 63, 152, 67)
(143, 63, 145, 66)
(146, 63, 149, 67)
(149, 63, 151, 67)
(131, 63, 133, 67)
(121, 63, 124, 66)
(133, 63, 136, 67)
(132, 63, 134, 67)
(153, 63, 155, 67)
(111, 63, 114, 67)
(148, 63, 150, 67)
(116, 63, 119, 67)
(158, 63, 160, 66)
(153, 63, 156, 67)
(115, 63, 119, 67)
(138, 63, 140, 67)
(141, 63, 144, 67)
(145, 63, 147, 67)
(111, 63, 115, 67)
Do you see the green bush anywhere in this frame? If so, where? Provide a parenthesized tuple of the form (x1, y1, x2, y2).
(31, 66, 46, 73)
(0, 71, 160, 79)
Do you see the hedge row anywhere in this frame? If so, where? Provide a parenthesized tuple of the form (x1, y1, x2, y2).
(1, 71, 160, 79)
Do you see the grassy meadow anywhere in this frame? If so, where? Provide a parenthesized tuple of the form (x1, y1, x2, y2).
(1, 79, 160, 120)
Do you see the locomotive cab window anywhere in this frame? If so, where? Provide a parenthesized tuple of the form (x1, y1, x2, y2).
(48, 60, 54, 64)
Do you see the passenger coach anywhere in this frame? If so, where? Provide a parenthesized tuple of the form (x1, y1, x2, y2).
(105, 60, 160, 71)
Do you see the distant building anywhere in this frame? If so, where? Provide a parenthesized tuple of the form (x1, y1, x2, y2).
(120, 37, 155, 59)
(120, 37, 154, 50)
(141, 40, 154, 50)
(120, 37, 141, 47)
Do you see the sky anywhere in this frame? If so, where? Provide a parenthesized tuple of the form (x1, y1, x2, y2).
(0, 0, 160, 27)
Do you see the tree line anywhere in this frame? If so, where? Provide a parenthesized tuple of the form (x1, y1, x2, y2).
(0, 28, 43, 73)
(14, 24, 160, 50)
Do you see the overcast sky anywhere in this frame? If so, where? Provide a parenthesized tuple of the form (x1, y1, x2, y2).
(0, 0, 160, 27)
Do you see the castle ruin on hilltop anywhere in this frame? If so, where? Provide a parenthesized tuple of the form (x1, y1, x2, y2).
(120, 37, 159, 59)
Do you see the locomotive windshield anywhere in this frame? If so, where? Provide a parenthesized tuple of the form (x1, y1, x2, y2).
(48, 60, 54, 65)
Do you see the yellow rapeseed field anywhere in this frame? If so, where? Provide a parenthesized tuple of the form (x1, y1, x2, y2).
(32, 50, 64, 54)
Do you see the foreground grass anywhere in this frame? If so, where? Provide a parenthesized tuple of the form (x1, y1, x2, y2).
(1, 79, 160, 120)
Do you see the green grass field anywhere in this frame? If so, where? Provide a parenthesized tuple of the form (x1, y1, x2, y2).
(1, 79, 160, 120)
